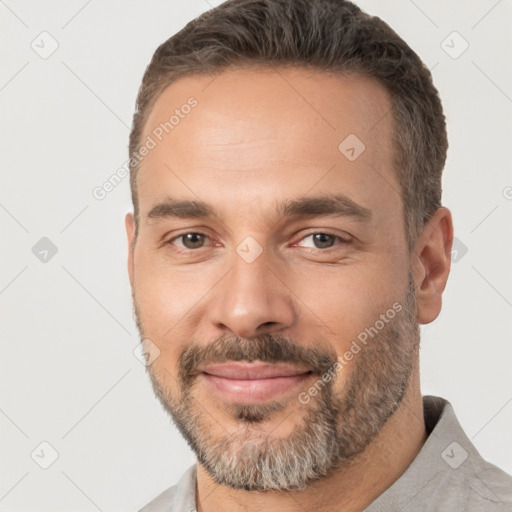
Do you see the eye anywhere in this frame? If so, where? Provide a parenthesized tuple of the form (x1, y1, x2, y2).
(297, 232, 347, 249)
(170, 232, 209, 250)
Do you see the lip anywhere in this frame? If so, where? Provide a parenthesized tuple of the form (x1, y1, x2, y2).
(200, 362, 311, 379)
(199, 362, 313, 403)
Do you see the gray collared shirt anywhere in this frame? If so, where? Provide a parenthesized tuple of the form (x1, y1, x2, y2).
(139, 395, 512, 511)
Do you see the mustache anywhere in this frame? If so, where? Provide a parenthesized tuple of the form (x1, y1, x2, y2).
(178, 333, 339, 386)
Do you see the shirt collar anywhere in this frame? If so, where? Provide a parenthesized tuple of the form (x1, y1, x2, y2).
(365, 394, 494, 510)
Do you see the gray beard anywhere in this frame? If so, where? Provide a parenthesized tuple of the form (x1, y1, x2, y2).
(136, 272, 419, 491)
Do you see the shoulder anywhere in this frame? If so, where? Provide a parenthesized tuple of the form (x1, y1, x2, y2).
(138, 484, 177, 512)
(465, 460, 512, 510)
(138, 463, 197, 512)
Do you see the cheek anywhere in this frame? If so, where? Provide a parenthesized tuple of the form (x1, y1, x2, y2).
(294, 259, 406, 347)
(134, 250, 204, 328)
(132, 248, 225, 369)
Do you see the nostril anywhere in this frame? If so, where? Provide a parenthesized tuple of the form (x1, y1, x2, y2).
(259, 321, 277, 329)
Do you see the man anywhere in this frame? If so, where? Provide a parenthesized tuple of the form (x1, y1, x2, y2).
(125, 0, 512, 510)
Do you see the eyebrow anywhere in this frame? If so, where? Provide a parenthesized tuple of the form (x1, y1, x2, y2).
(147, 199, 214, 220)
(279, 194, 372, 221)
(146, 194, 372, 223)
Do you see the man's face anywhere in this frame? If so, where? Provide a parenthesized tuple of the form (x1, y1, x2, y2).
(126, 67, 420, 491)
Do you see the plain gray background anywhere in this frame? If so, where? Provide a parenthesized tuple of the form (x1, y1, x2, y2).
(1, 0, 511, 510)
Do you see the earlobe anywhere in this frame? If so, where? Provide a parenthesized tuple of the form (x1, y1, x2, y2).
(413, 207, 454, 325)
(125, 212, 136, 288)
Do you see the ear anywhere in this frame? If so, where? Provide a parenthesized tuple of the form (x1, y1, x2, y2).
(412, 207, 454, 325)
(125, 212, 136, 289)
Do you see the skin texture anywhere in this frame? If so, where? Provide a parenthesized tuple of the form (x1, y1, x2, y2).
(125, 67, 454, 512)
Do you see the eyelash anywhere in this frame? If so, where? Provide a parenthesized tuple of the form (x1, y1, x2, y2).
(166, 231, 351, 252)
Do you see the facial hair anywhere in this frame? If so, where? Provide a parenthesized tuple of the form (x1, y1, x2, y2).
(133, 271, 419, 491)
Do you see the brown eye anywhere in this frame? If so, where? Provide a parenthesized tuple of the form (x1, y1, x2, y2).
(176, 233, 207, 249)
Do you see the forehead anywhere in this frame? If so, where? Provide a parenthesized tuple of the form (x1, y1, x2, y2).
(136, 66, 400, 228)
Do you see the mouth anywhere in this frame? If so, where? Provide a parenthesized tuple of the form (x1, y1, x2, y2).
(198, 362, 314, 403)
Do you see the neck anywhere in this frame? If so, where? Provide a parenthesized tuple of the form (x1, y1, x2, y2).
(196, 373, 426, 512)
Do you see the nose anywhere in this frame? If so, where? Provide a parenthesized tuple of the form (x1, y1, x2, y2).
(207, 248, 297, 339)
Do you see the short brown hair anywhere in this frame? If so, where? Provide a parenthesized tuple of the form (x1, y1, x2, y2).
(129, 0, 448, 251)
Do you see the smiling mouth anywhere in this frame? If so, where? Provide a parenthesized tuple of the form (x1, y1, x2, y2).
(198, 362, 314, 403)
